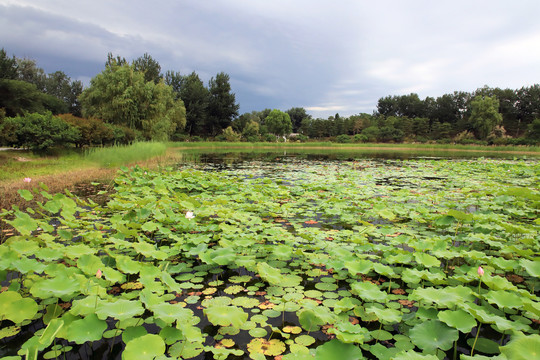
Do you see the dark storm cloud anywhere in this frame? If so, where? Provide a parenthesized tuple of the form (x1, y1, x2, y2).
(1, 1, 540, 117)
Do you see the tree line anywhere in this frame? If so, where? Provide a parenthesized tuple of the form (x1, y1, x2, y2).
(1, 47, 539, 150)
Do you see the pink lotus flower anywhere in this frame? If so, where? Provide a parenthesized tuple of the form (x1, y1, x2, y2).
(477, 266, 484, 277)
(23, 177, 31, 183)
(96, 269, 103, 279)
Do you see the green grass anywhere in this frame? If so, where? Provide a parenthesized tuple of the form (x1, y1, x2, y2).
(84, 142, 168, 167)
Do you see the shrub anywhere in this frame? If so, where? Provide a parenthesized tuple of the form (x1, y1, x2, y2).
(353, 134, 368, 143)
(336, 134, 352, 143)
(2, 112, 80, 151)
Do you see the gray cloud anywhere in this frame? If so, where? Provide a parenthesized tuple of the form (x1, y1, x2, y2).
(1, 0, 540, 118)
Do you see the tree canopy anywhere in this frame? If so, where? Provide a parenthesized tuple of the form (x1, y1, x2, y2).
(79, 63, 186, 141)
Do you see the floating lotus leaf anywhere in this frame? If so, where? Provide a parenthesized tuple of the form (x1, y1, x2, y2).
(409, 320, 459, 353)
(29, 275, 81, 301)
(114, 255, 142, 274)
(121, 326, 147, 344)
(249, 327, 268, 337)
(484, 290, 523, 309)
(466, 337, 500, 355)
(0, 291, 38, 324)
(369, 342, 401, 360)
(411, 286, 474, 308)
(204, 346, 244, 359)
(414, 252, 441, 268)
(333, 297, 361, 314)
(257, 262, 283, 285)
(315, 282, 338, 291)
(0, 325, 21, 339)
(283, 325, 302, 334)
(229, 275, 253, 283)
(247, 338, 286, 356)
(224, 285, 244, 294)
(520, 259, 540, 277)
(123, 334, 165, 360)
(298, 309, 326, 332)
(76, 254, 103, 276)
(150, 303, 194, 324)
(500, 334, 540, 360)
(392, 350, 439, 359)
(437, 309, 477, 333)
(364, 305, 402, 324)
(231, 297, 260, 308)
(315, 339, 365, 359)
(219, 326, 241, 336)
(370, 329, 392, 341)
(344, 259, 373, 276)
(350, 281, 387, 302)
(159, 326, 183, 345)
(295, 334, 316, 346)
(95, 299, 145, 321)
(65, 314, 107, 344)
(204, 305, 248, 328)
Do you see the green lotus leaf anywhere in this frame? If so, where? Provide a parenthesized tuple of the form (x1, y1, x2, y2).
(76, 254, 103, 276)
(149, 303, 194, 324)
(114, 255, 142, 274)
(65, 314, 107, 344)
(295, 334, 315, 346)
(8, 239, 40, 255)
(121, 326, 147, 344)
(273, 244, 293, 260)
(0, 325, 21, 339)
(314, 339, 365, 359)
(333, 297, 361, 315)
(369, 342, 401, 360)
(257, 262, 283, 285)
(315, 282, 338, 291)
(123, 334, 165, 360)
(411, 286, 474, 308)
(95, 299, 145, 321)
(224, 285, 244, 294)
(298, 309, 326, 332)
(7, 211, 38, 236)
(414, 252, 441, 268)
(372, 262, 396, 277)
(481, 275, 518, 291)
(249, 327, 268, 337)
(392, 350, 439, 359)
(409, 320, 459, 353)
(364, 305, 402, 324)
(132, 241, 168, 260)
(350, 281, 387, 302)
(283, 349, 313, 360)
(204, 305, 248, 328)
(231, 296, 261, 308)
(500, 334, 540, 360)
(484, 290, 523, 309)
(29, 275, 81, 301)
(344, 259, 373, 276)
(160, 271, 181, 293)
(159, 326, 183, 345)
(437, 309, 477, 333)
(201, 247, 236, 266)
(466, 337, 501, 355)
(0, 291, 38, 324)
(520, 259, 540, 277)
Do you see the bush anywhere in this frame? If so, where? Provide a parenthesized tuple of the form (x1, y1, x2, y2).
(245, 135, 260, 143)
(336, 134, 352, 143)
(289, 134, 308, 142)
(2, 112, 80, 151)
(190, 136, 204, 142)
(170, 133, 189, 142)
(262, 134, 276, 142)
(353, 134, 368, 143)
(58, 114, 113, 147)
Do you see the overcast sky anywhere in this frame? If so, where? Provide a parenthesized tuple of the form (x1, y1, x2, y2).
(1, 0, 540, 118)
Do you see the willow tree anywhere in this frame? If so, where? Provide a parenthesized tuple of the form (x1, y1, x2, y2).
(469, 95, 502, 140)
(79, 63, 186, 141)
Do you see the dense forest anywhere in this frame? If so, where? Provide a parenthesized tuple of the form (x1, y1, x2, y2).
(1, 48, 539, 150)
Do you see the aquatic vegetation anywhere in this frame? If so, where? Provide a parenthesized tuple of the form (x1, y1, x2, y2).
(0, 157, 538, 359)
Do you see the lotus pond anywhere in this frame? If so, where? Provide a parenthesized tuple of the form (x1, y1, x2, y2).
(0, 152, 539, 360)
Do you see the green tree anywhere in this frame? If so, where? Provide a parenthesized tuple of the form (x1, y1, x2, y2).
(526, 118, 540, 141)
(0, 79, 67, 116)
(286, 107, 311, 133)
(265, 109, 292, 138)
(222, 126, 241, 142)
(44, 71, 83, 116)
(179, 72, 209, 136)
(58, 114, 114, 147)
(79, 63, 186, 141)
(469, 95, 503, 139)
(241, 120, 260, 139)
(0, 48, 18, 79)
(164, 70, 183, 99)
(3, 112, 80, 151)
(133, 53, 162, 84)
(15, 58, 46, 90)
(207, 72, 239, 136)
